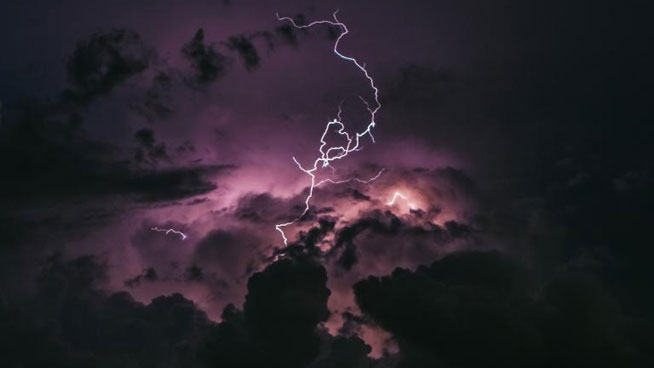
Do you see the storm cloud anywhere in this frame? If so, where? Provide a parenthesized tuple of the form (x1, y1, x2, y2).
(1, 0, 653, 367)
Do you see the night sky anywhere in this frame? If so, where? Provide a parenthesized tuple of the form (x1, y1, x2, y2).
(1, 1, 653, 367)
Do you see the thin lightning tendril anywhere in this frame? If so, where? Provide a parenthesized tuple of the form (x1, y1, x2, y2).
(275, 10, 383, 246)
(316, 168, 385, 187)
(151, 227, 187, 240)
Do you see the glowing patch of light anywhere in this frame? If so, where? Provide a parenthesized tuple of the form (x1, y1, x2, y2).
(386, 191, 418, 210)
(151, 226, 187, 240)
(275, 10, 382, 246)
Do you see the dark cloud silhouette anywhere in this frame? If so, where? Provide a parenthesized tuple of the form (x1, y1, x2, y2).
(175, 13, 338, 89)
(234, 192, 293, 223)
(124, 267, 158, 288)
(65, 29, 151, 105)
(354, 251, 654, 368)
(1, 253, 214, 368)
(134, 71, 175, 121)
(297, 218, 336, 249)
(350, 189, 371, 201)
(309, 334, 373, 368)
(226, 35, 260, 70)
(193, 229, 262, 277)
(275, 23, 301, 46)
(182, 28, 230, 86)
(0, 105, 228, 203)
(184, 264, 205, 282)
(0, 27, 233, 207)
(200, 255, 331, 368)
(134, 127, 171, 166)
(6, 252, 380, 368)
(330, 209, 476, 271)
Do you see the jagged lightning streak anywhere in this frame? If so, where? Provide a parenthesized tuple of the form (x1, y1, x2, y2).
(316, 168, 385, 187)
(386, 191, 418, 210)
(275, 10, 382, 245)
(151, 226, 187, 240)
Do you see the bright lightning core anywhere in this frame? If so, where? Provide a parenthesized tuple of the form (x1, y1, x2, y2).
(275, 10, 382, 246)
(386, 191, 419, 211)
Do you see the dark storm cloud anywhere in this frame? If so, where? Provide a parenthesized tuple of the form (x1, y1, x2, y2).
(232, 191, 332, 226)
(297, 218, 336, 249)
(275, 23, 301, 46)
(201, 255, 331, 368)
(0, 97, 230, 202)
(193, 229, 262, 279)
(0, 96, 99, 192)
(336, 311, 378, 341)
(330, 209, 476, 271)
(186, 197, 209, 205)
(134, 127, 156, 147)
(234, 192, 292, 223)
(0, 214, 46, 251)
(309, 333, 374, 368)
(1, 1, 653, 366)
(184, 264, 205, 282)
(178, 17, 327, 88)
(0, 253, 214, 367)
(65, 29, 151, 106)
(271, 218, 338, 263)
(2, 251, 378, 368)
(124, 267, 158, 288)
(0, 26, 233, 207)
(505, 143, 654, 319)
(134, 127, 171, 165)
(350, 189, 371, 201)
(392, 47, 654, 329)
(226, 35, 260, 70)
(133, 71, 175, 121)
(102, 19, 327, 147)
(123, 164, 231, 202)
(182, 28, 231, 86)
(354, 250, 654, 367)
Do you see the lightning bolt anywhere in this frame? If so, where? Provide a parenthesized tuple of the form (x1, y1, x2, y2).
(316, 168, 385, 187)
(386, 191, 417, 210)
(151, 226, 187, 240)
(275, 10, 382, 245)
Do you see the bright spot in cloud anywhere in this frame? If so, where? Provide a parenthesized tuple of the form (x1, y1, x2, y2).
(386, 191, 419, 212)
